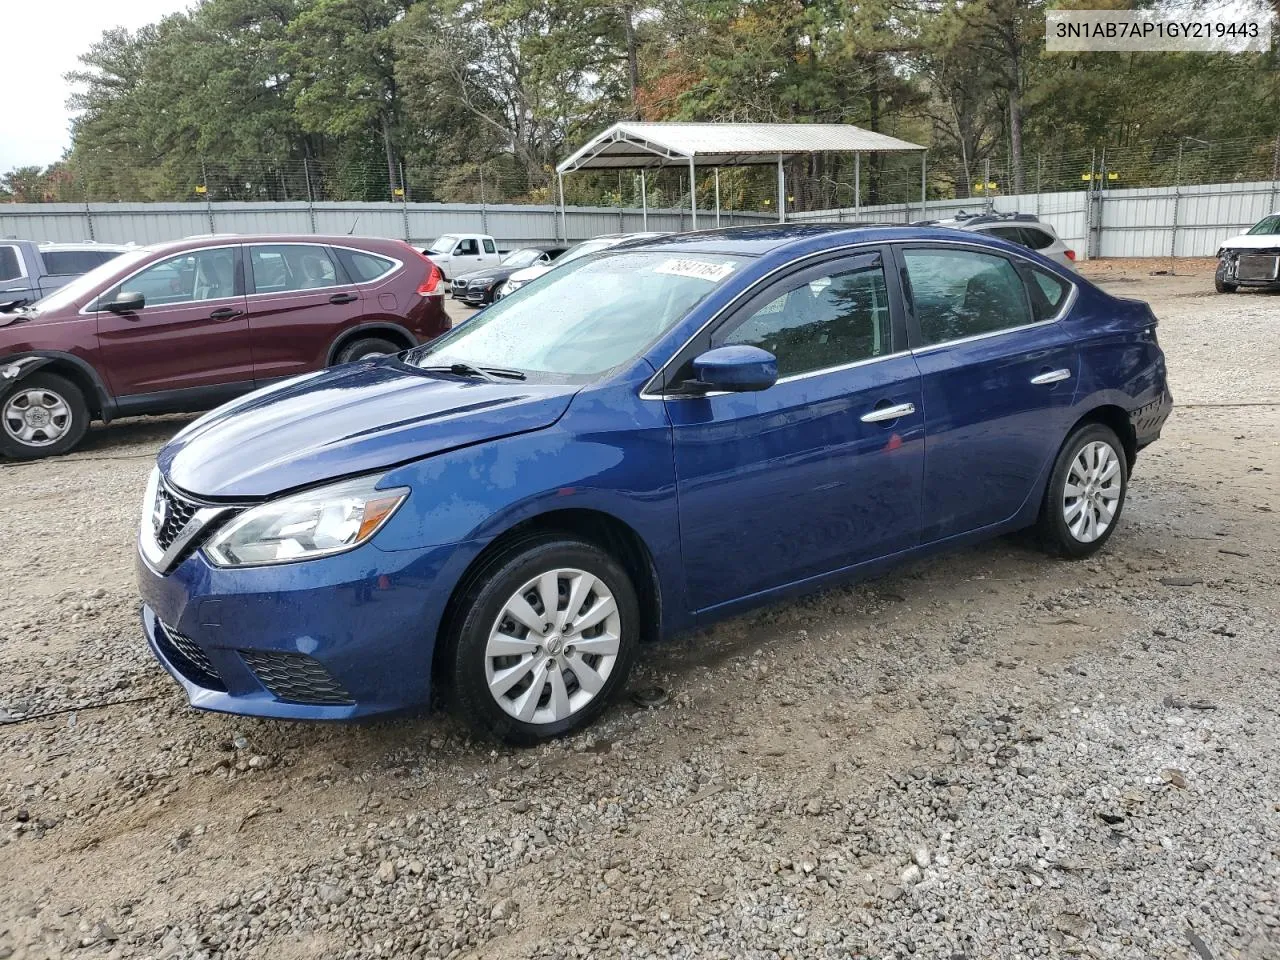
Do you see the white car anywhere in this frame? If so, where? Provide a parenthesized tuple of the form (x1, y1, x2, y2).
(422, 233, 501, 280)
(922, 212, 1077, 270)
(1214, 212, 1280, 293)
(496, 232, 668, 299)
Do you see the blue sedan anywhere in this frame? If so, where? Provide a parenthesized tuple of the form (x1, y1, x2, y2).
(136, 225, 1172, 743)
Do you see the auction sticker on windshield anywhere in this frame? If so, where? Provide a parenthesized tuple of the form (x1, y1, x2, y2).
(653, 258, 739, 282)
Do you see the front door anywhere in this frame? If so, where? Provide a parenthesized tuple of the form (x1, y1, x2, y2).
(243, 243, 364, 380)
(95, 245, 253, 400)
(664, 250, 925, 613)
(895, 244, 1079, 542)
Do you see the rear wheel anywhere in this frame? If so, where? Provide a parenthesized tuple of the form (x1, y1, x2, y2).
(1215, 260, 1237, 294)
(0, 373, 90, 460)
(445, 535, 640, 744)
(1036, 423, 1128, 559)
(334, 337, 401, 365)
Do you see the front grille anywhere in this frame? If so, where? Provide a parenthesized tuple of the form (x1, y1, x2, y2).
(239, 650, 355, 706)
(450, 279, 467, 292)
(154, 482, 199, 552)
(157, 621, 226, 690)
(1237, 254, 1279, 282)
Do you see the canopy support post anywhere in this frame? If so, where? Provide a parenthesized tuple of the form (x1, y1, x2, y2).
(920, 152, 928, 222)
(714, 168, 721, 228)
(689, 156, 697, 230)
(640, 169, 648, 231)
(557, 172, 566, 244)
(777, 155, 786, 223)
(854, 153, 860, 221)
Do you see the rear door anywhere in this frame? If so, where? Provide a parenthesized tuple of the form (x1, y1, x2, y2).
(95, 246, 253, 400)
(894, 242, 1079, 542)
(242, 243, 363, 381)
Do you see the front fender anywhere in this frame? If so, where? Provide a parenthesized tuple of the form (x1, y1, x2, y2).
(0, 350, 114, 421)
(1, 356, 53, 383)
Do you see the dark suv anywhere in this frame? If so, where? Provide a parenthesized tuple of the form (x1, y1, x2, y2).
(0, 234, 447, 459)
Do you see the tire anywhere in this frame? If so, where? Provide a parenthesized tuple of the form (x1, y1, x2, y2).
(1215, 260, 1237, 294)
(444, 535, 640, 745)
(1035, 423, 1128, 559)
(334, 337, 401, 365)
(0, 373, 90, 460)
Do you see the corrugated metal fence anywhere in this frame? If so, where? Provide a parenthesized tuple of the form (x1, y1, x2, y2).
(2, 179, 1275, 257)
(0, 200, 771, 249)
(791, 179, 1280, 259)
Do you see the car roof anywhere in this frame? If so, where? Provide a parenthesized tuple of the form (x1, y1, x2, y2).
(619, 223, 1030, 257)
(37, 241, 134, 251)
(141, 234, 409, 256)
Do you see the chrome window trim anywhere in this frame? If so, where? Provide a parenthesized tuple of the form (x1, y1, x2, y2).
(640, 236, 1080, 400)
(79, 241, 403, 315)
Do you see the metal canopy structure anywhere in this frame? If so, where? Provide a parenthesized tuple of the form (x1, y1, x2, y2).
(554, 121, 927, 235)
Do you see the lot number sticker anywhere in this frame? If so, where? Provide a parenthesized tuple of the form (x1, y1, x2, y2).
(654, 258, 738, 282)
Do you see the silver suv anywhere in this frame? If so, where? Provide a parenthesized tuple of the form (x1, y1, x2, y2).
(920, 213, 1077, 270)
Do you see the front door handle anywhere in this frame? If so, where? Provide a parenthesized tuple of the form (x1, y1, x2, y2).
(861, 402, 916, 423)
(208, 307, 243, 321)
(1030, 368, 1072, 385)
(329, 293, 358, 305)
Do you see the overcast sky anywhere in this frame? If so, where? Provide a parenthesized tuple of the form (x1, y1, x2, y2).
(3, 0, 190, 172)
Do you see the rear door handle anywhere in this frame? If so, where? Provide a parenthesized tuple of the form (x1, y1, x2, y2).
(329, 293, 358, 305)
(1030, 368, 1072, 385)
(861, 402, 916, 423)
(208, 307, 243, 321)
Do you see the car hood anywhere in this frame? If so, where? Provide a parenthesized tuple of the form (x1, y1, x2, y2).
(1219, 233, 1280, 251)
(456, 264, 519, 283)
(508, 263, 555, 283)
(159, 360, 579, 499)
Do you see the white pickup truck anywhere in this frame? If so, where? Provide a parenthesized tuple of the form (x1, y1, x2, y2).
(422, 233, 502, 279)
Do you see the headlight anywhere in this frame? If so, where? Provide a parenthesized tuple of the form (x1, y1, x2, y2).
(469, 277, 494, 287)
(204, 474, 408, 567)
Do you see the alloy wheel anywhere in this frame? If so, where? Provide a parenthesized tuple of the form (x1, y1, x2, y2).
(484, 568, 621, 725)
(2, 387, 73, 448)
(1062, 440, 1122, 543)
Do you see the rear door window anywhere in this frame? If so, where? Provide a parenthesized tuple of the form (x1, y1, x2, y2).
(42, 250, 120, 275)
(483, 239, 496, 254)
(1025, 267, 1072, 321)
(985, 226, 1026, 247)
(0, 246, 23, 282)
(902, 248, 1034, 346)
(1018, 227, 1056, 250)
(248, 245, 339, 293)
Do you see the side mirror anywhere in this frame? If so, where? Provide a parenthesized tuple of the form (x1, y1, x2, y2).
(104, 290, 145, 313)
(690, 345, 778, 393)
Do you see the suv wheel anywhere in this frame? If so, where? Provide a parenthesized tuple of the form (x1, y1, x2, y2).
(445, 535, 640, 744)
(0, 373, 90, 459)
(334, 337, 401, 364)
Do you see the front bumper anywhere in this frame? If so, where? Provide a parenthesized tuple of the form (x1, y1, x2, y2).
(137, 538, 473, 720)
(1220, 251, 1280, 288)
(450, 281, 496, 304)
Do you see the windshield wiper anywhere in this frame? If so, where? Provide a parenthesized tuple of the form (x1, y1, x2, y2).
(421, 362, 526, 382)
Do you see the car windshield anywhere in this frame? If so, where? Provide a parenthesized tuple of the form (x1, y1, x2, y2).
(554, 238, 624, 267)
(1247, 215, 1280, 235)
(428, 235, 459, 254)
(501, 248, 543, 268)
(410, 251, 745, 378)
(26, 249, 151, 313)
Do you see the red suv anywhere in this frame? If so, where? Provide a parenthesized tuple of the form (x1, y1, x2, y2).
(0, 234, 447, 459)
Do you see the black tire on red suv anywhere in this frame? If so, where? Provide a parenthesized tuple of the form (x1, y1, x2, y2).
(0, 372, 91, 460)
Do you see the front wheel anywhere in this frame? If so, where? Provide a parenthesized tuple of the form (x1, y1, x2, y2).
(334, 337, 400, 364)
(1215, 260, 1237, 294)
(1036, 423, 1128, 558)
(0, 373, 90, 459)
(445, 536, 640, 744)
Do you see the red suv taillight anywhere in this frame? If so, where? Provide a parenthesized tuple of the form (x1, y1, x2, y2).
(1064, 249, 1077, 261)
(417, 260, 443, 295)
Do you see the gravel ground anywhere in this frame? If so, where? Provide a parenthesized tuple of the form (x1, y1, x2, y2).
(1, 262, 1277, 960)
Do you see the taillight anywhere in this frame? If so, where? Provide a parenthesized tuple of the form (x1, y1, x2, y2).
(1064, 249, 1076, 261)
(417, 261, 442, 295)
